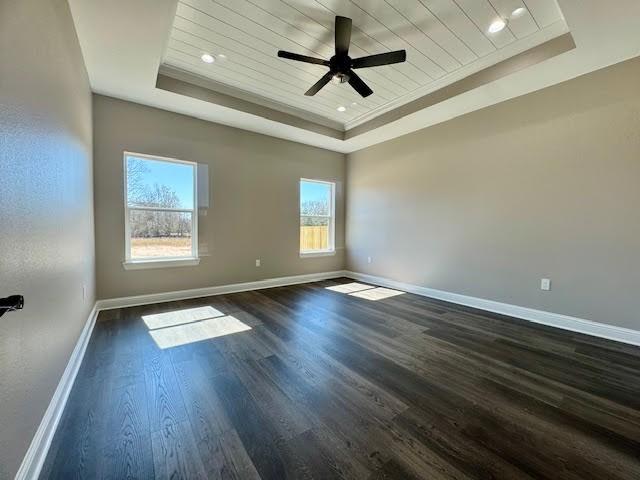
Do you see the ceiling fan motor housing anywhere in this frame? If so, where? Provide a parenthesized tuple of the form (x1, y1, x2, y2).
(330, 55, 352, 75)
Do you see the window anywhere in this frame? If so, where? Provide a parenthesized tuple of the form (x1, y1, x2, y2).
(123, 152, 198, 268)
(300, 178, 335, 256)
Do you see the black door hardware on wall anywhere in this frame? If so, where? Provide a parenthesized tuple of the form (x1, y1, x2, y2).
(0, 295, 24, 318)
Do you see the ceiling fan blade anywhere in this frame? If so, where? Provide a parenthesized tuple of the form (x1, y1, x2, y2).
(351, 50, 407, 69)
(278, 50, 329, 66)
(347, 70, 373, 97)
(305, 71, 334, 96)
(334, 16, 352, 56)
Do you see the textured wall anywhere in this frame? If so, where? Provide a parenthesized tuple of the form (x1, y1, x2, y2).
(0, 0, 95, 478)
(93, 95, 345, 299)
(347, 57, 640, 330)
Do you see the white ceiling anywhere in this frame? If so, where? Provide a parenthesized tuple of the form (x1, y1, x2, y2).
(163, 0, 567, 127)
(68, 0, 640, 153)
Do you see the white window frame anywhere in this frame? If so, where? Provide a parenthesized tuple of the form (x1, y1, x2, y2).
(123, 152, 199, 270)
(299, 178, 336, 258)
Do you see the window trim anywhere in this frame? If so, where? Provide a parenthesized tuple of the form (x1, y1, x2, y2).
(123, 151, 199, 268)
(122, 257, 200, 270)
(299, 178, 336, 257)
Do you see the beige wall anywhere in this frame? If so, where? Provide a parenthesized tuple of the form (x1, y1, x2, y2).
(93, 95, 345, 299)
(347, 57, 640, 331)
(0, 0, 95, 477)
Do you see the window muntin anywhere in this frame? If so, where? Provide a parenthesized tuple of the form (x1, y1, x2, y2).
(124, 153, 197, 262)
(300, 179, 335, 254)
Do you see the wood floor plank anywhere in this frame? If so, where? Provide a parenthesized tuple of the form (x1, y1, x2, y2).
(39, 348, 114, 479)
(150, 419, 207, 480)
(172, 359, 231, 432)
(228, 356, 313, 440)
(172, 356, 264, 479)
(257, 353, 468, 479)
(40, 279, 640, 479)
(144, 353, 188, 433)
(209, 370, 291, 479)
(103, 382, 155, 480)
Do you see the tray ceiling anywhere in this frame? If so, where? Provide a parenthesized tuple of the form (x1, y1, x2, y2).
(162, 0, 567, 128)
(68, 0, 640, 153)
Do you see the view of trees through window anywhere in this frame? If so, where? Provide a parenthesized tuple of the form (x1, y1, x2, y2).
(300, 200, 330, 226)
(126, 156, 195, 259)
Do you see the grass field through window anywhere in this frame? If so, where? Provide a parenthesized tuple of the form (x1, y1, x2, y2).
(132, 226, 329, 258)
(131, 237, 192, 258)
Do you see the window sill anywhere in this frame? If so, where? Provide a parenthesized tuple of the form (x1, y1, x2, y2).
(122, 257, 200, 270)
(300, 250, 336, 258)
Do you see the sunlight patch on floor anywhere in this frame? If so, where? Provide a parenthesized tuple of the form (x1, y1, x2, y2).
(149, 315, 251, 349)
(325, 282, 376, 293)
(349, 287, 405, 301)
(325, 282, 405, 301)
(142, 306, 225, 330)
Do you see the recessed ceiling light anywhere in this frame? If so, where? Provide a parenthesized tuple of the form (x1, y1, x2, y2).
(201, 53, 215, 64)
(488, 19, 506, 33)
(511, 7, 526, 17)
(337, 106, 346, 112)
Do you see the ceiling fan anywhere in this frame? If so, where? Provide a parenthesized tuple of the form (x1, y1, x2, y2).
(277, 16, 406, 98)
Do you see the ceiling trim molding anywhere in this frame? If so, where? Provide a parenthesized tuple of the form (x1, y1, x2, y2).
(158, 66, 344, 136)
(344, 20, 570, 131)
(346, 32, 576, 140)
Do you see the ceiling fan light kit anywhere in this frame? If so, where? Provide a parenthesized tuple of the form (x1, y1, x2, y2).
(277, 16, 407, 98)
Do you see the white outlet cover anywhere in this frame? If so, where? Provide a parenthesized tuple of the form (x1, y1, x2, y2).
(255, 259, 261, 267)
(541, 278, 551, 291)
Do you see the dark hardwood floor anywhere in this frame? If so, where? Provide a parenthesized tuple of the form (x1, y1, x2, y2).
(40, 278, 640, 479)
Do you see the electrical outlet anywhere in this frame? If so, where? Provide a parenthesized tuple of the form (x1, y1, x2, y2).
(255, 259, 261, 267)
(367, 256, 372, 264)
(540, 278, 551, 291)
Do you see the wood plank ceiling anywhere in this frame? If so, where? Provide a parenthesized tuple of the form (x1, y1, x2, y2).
(163, 0, 565, 127)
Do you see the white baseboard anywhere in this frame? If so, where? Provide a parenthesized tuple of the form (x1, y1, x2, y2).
(96, 270, 347, 310)
(345, 271, 640, 347)
(15, 304, 99, 480)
